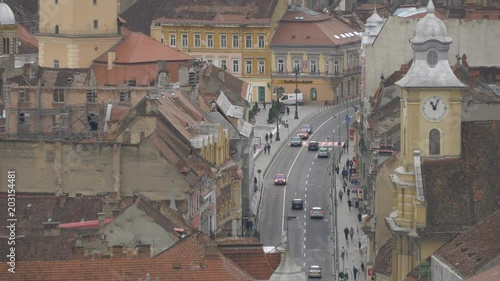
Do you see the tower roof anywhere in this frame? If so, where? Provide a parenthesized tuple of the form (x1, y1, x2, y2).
(366, 8, 383, 25)
(410, 0, 451, 44)
(0, 2, 15, 25)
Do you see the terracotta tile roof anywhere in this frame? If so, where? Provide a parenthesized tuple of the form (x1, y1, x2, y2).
(17, 24, 38, 54)
(434, 209, 500, 278)
(94, 30, 193, 64)
(217, 240, 280, 280)
(271, 9, 361, 46)
(373, 239, 392, 275)
(0, 233, 256, 280)
(132, 197, 194, 234)
(466, 264, 500, 281)
(420, 120, 500, 237)
(200, 64, 249, 108)
(0, 195, 104, 236)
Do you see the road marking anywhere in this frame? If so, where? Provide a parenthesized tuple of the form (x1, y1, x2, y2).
(304, 193, 307, 198)
(305, 187, 307, 192)
(307, 174, 309, 178)
(309, 167, 312, 171)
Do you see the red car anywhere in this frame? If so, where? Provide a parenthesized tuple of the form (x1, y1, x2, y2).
(297, 129, 309, 140)
(274, 174, 287, 186)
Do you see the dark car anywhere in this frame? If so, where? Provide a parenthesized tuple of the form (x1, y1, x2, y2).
(297, 129, 309, 140)
(290, 137, 303, 147)
(301, 124, 313, 134)
(291, 199, 304, 210)
(308, 141, 319, 151)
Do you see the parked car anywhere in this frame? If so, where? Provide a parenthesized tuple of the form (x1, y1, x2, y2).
(317, 147, 330, 158)
(297, 129, 309, 140)
(308, 141, 319, 151)
(309, 207, 324, 218)
(274, 174, 287, 185)
(308, 265, 322, 278)
(290, 137, 303, 147)
(291, 199, 304, 210)
(301, 124, 313, 134)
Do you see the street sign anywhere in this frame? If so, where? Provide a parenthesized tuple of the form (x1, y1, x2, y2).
(345, 116, 351, 123)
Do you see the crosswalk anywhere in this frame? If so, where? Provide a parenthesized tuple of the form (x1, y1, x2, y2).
(303, 141, 345, 147)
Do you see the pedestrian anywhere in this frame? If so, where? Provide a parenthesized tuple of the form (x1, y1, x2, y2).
(347, 189, 351, 198)
(246, 220, 251, 232)
(350, 227, 354, 240)
(358, 239, 361, 250)
(269, 132, 273, 143)
(268, 143, 271, 154)
(336, 166, 339, 175)
(342, 143, 346, 152)
(358, 213, 362, 223)
(344, 227, 349, 241)
(339, 190, 343, 201)
(286, 107, 290, 116)
(353, 266, 359, 281)
(265, 133, 269, 143)
(347, 199, 352, 211)
(361, 262, 365, 272)
(347, 142, 349, 153)
(248, 220, 254, 232)
(343, 181, 347, 193)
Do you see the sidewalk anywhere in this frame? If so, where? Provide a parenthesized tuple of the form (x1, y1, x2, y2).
(335, 139, 366, 281)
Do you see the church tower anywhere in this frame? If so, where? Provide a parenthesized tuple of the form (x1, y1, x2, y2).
(395, 0, 464, 168)
(36, 0, 122, 68)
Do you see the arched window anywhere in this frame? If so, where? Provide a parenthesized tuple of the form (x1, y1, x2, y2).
(429, 129, 440, 155)
(310, 88, 317, 101)
(55, 25, 59, 34)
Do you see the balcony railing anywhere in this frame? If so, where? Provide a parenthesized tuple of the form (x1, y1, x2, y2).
(36, 27, 121, 38)
(272, 66, 361, 78)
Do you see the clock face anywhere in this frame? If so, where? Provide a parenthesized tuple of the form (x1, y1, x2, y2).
(421, 96, 448, 122)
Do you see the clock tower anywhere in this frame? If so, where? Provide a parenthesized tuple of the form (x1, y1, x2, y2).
(395, 0, 464, 167)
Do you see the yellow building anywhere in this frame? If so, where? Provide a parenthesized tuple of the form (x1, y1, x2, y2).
(36, 0, 122, 68)
(269, 6, 361, 105)
(149, 0, 288, 103)
(387, 1, 465, 280)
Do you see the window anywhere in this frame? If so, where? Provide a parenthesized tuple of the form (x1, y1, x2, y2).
(2, 38, 10, 54)
(220, 59, 227, 70)
(258, 35, 265, 48)
(194, 33, 201, 48)
(325, 60, 329, 73)
(169, 33, 176, 47)
(245, 59, 252, 74)
(93, 0, 97, 5)
(277, 59, 284, 72)
(220, 34, 227, 48)
(258, 60, 265, 74)
(86, 90, 97, 103)
(19, 91, 29, 103)
(160, 37, 164, 44)
(181, 33, 188, 47)
(232, 34, 239, 48)
(55, 0, 58, 4)
(54, 59, 60, 68)
(93, 20, 98, 29)
(429, 129, 440, 155)
(53, 89, 64, 103)
(310, 59, 317, 73)
(245, 34, 252, 48)
(232, 60, 239, 73)
(55, 25, 59, 34)
(19, 113, 25, 124)
(119, 91, 131, 104)
(334, 60, 339, 73)
(207, 34, 213, 48)
(293, 59, 300, 70)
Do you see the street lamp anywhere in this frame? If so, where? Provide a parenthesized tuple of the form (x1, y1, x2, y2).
(293, 65, 300, 119)
(275, 88, 281, 141)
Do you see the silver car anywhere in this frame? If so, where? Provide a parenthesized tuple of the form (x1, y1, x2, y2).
(309, 207, 324, 219)
(308, 265, 322, 278)
(317, 147, 330, 158)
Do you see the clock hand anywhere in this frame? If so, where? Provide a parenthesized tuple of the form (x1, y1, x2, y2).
(434, 99, 440, 110)
(430, 101, 436, 110)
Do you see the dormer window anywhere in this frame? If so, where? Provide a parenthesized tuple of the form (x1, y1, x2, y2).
(427, 49, 438, 68)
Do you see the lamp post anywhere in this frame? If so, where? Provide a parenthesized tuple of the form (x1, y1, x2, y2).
(346, 99, 349, 142)
(293, 65, 300, 119)
(275, 88, 281, 141)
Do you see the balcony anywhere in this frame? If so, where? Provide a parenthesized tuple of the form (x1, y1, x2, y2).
(36, 27, 121, 38)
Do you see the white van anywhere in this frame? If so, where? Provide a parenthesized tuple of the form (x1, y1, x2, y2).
(279, 93, 304, 105)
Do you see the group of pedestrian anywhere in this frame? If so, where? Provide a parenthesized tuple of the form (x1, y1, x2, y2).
(263, 143, 272, 154)
(264, 132, 274, 144)
(342, 142, 350, 153)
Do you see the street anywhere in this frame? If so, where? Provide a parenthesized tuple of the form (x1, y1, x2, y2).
(259, 102, 359, 280)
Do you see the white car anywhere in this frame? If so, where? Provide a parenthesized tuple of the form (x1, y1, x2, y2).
(308, 265, 322, 278)
(309, 207, 324, 219)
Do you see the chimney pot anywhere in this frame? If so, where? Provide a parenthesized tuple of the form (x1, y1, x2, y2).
(107, 51, 116, 70)
(98, 212, 106, 234)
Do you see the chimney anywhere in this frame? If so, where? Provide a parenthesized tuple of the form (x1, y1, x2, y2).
(496, 74, 500, 86)
(43, 221, 60, 236)
(59, 194, 67, 208)
(136, 244, 151, 258)
(98, 212, 106, 234)
(107, 51, 116, 70)
(469, 70, 480, 88)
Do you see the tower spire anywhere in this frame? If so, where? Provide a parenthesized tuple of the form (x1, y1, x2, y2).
(427, 0, 435, 14)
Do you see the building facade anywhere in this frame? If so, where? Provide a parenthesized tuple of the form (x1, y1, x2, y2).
(36, 0, 122, 68)
(149, 0, 288, 103)
(270, 6, 362, 105)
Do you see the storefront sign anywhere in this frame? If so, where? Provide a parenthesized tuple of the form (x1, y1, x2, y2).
(281, 80, 313, 84)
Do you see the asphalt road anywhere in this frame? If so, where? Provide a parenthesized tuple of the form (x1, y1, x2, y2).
(259, 102, 357, 279)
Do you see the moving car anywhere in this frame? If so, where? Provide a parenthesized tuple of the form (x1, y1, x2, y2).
(308, 141, 319, 151)
(291, 199, 304, 210)
(274, 174, 287, 186)
(301, 124, 313, 134)
(279, 93, 304, 105)
(308, 265, 322, 278)
(309, 207, 324, 218)
(317, 147, 330, 158)
(297, 129, 309, 140)
(290, 137, 303, 147)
